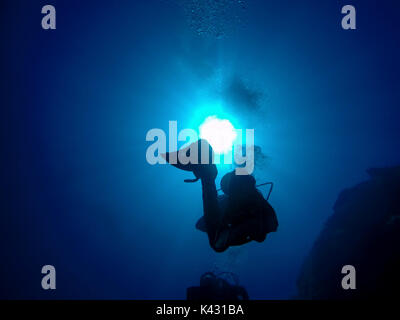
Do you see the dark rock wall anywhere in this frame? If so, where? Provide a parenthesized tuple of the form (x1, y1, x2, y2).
(296, 166, 400, 299)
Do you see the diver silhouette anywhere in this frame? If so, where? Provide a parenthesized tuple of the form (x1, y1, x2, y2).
(187, 272, 249, 300)
(162, 139, 278, 253)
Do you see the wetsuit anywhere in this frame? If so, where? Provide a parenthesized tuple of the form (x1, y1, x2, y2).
(199, 175, 278, 252)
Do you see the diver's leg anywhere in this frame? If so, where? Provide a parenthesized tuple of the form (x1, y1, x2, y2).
(163, 138, 226, 251)
(200, 176, 225, 251)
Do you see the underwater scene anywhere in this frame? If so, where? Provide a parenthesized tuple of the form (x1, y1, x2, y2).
(1, 0, 400, 300)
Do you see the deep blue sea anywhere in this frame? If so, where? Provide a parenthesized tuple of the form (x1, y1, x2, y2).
(1, 0, 400, 299)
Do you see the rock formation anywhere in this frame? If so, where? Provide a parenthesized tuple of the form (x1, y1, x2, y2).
(296, 166, 400, 299)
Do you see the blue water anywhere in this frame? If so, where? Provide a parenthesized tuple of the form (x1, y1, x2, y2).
(1, 0, 400, 299)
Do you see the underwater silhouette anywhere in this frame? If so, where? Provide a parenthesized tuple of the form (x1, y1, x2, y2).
(162, 139, 278, 253)
(187, 272, 249, 300)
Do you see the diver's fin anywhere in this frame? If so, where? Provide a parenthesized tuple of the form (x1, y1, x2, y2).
(162, 139, 217, 181)
(161, 151, 194, 172)
(184, 177, 200, 183)
(195, 217, 207, 233)
(161, 140, 214, 172)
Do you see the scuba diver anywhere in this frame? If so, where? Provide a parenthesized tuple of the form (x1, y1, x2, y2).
(162, 139, 278, 253)
(187, 272, 249, 300)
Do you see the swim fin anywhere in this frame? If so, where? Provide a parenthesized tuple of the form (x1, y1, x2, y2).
(161, 139, 217, 182)
(195, 216, 207, 232)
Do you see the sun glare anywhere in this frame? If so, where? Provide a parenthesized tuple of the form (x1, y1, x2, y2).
(199, 116, 237, 154)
